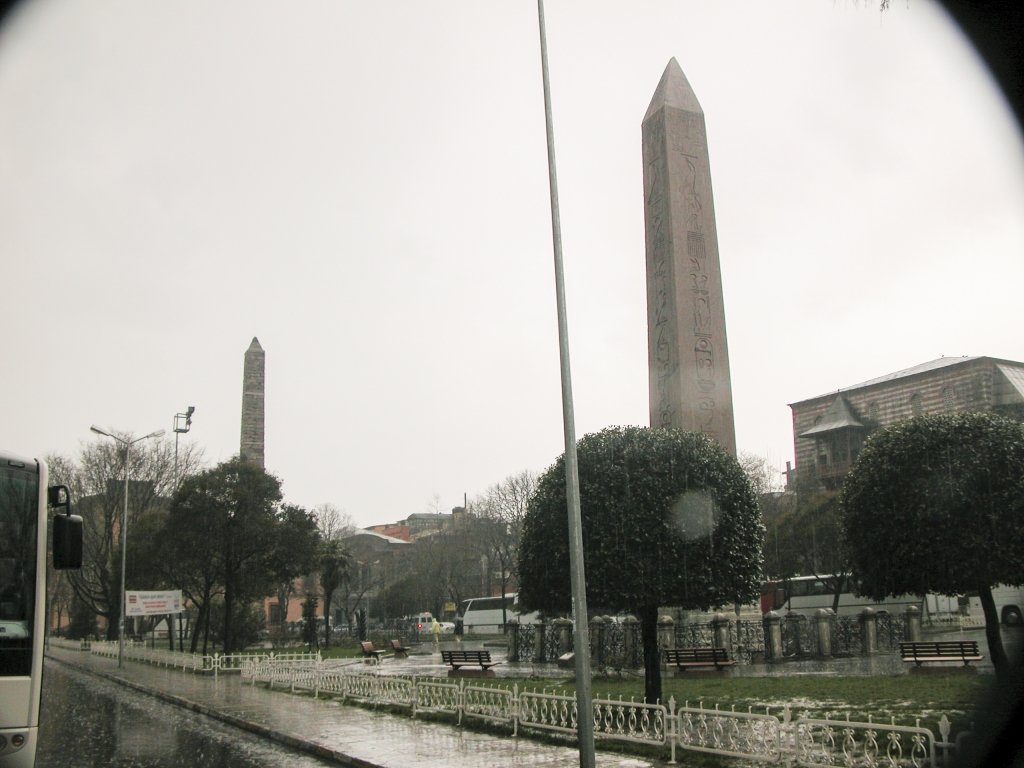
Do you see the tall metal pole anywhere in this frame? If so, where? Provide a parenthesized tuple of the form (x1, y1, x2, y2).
(536, 2, 595, 765)
(118, 441, 131, 669)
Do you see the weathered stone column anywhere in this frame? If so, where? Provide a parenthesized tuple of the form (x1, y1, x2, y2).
(507, 616, 519, 662)
(532, 622, 546, 663)
(622, 615, 640, 668)
(813, 609, 833, 659)
(859, 608, 878, 656)
(904, 605, 922, 642)
(711, 613, 731, 651)
(763, 611, 783, 662)
(657, 615, 675, 652)
(555, 617, 573, 657)
(589, 616, 607, 666)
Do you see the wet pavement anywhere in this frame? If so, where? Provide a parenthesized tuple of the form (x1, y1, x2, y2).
(37, 661, 331, 768)
(43, 649, 655, 768)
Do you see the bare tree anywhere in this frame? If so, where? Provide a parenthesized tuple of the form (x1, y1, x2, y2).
(45, 437, 204, 639)
(472, 470, 538, 624)
(312, 503, 357, 541)
(738, 451, 784, 496)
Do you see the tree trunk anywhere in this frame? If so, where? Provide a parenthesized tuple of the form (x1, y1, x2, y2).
(323, 593, 332, 650)
(979, 584, 1008, 679)
(190, 597, 208, 653)
(202, 607, 211, 656)
(223, 531, 235, 655)
(831, 573, 846, 615)
(640, 603, 662, 705)
(168, 614, 175, 651)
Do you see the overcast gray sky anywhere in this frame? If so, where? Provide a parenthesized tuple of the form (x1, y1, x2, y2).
(2, 0, 1022, 528)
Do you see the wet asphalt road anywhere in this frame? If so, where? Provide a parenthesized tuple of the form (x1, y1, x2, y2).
(36, 661, 330, 768)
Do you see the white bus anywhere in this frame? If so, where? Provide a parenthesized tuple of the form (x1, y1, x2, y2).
(762, 575, 923, 617)
(1, 452, 81, 768)
(459, 594, 538, 634)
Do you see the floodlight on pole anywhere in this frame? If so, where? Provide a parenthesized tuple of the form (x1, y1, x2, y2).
(172, 407, 195, 489)
(88, 424, 165, 668)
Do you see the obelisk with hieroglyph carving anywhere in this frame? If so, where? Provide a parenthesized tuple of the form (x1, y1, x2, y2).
(240, 337, 265, 467)
(642, 58, 736, 455)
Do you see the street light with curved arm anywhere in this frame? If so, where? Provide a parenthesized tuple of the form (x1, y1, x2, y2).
(89, 425, 166, 668)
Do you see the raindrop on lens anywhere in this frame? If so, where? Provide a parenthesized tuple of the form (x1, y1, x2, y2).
(670, 490, 720, 540)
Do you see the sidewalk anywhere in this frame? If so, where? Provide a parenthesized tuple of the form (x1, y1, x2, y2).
(45, 648, 655, 768)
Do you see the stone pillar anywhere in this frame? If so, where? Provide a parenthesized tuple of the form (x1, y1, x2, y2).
(240, 337, 265, 468)
(642, 59, 736, 454)
(589, 616, 606, 666)
(711, 613, 731, 651)
(657, 615, 675, 652)
(507, 617, 519, 662)
(859, 608, 878, 656)
(532, 622, 546, 663)
(813, 609, 832, 659)
(554, 617, 573, 657)
(622, 615, 640, 668)
(904, 605, 922, 642)
(763, 611, 783, 662)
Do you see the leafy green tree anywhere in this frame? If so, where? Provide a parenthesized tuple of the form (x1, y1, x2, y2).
(161, 457, 320, 654)
(518, 426, 763, 705)
(841, 413, 1024, 678)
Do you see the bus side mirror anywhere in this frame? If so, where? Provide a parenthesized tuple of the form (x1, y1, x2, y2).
(53, 514, 83, 569)
(49, 485, 83, 570)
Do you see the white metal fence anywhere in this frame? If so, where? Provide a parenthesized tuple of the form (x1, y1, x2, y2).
(241, 658, 970, 766)
(52, 638, 320, 677)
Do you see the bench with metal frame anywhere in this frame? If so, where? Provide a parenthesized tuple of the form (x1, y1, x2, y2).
(441, 649, 501, 671)
(360, 641, 390, 663)
(391, 639, 410, 659)
(900, 640, 983, 666)
(662, 647, 736, 671)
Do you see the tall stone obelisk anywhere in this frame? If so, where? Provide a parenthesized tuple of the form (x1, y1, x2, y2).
(643, 58, 736, 455)
(240, 337, 265, 467)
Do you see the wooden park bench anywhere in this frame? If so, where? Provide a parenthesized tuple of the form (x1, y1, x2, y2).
(360, 641, 389, 663)
(900, 641, 983, 667)
(391, 639, 410, 659)
(441, 649, 501, 672)
(663, 647, 736, 671)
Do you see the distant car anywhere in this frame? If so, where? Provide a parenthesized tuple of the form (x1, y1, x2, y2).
(439, 622, 455, 634)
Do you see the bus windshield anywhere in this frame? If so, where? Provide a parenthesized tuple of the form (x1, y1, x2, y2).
(0, 463, 39, 677)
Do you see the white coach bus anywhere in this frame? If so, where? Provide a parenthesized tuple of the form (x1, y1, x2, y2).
(459, 594, 538, 634)
(1, 451, 82, 768)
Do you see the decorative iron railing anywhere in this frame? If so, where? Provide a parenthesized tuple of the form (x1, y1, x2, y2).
(238, 659, 970, 766)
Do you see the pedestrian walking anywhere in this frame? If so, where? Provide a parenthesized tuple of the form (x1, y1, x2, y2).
(431, 618, 442, 648)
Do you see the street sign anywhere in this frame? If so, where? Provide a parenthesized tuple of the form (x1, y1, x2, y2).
(126, 590, 183, 616)
(444, 602, 456, 612)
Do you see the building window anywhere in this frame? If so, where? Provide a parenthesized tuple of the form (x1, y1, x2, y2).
(814, 415, 823, 425)
(911, 393, 924, 417)
(943, 387, 956, 412)
(868, 402, 880, 423)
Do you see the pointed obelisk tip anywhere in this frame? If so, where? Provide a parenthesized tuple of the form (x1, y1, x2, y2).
(247, 337, 263, 351)
(644, 57, 703, 122)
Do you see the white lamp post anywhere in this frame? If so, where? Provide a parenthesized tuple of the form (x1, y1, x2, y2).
(90, 425, 165, 668)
